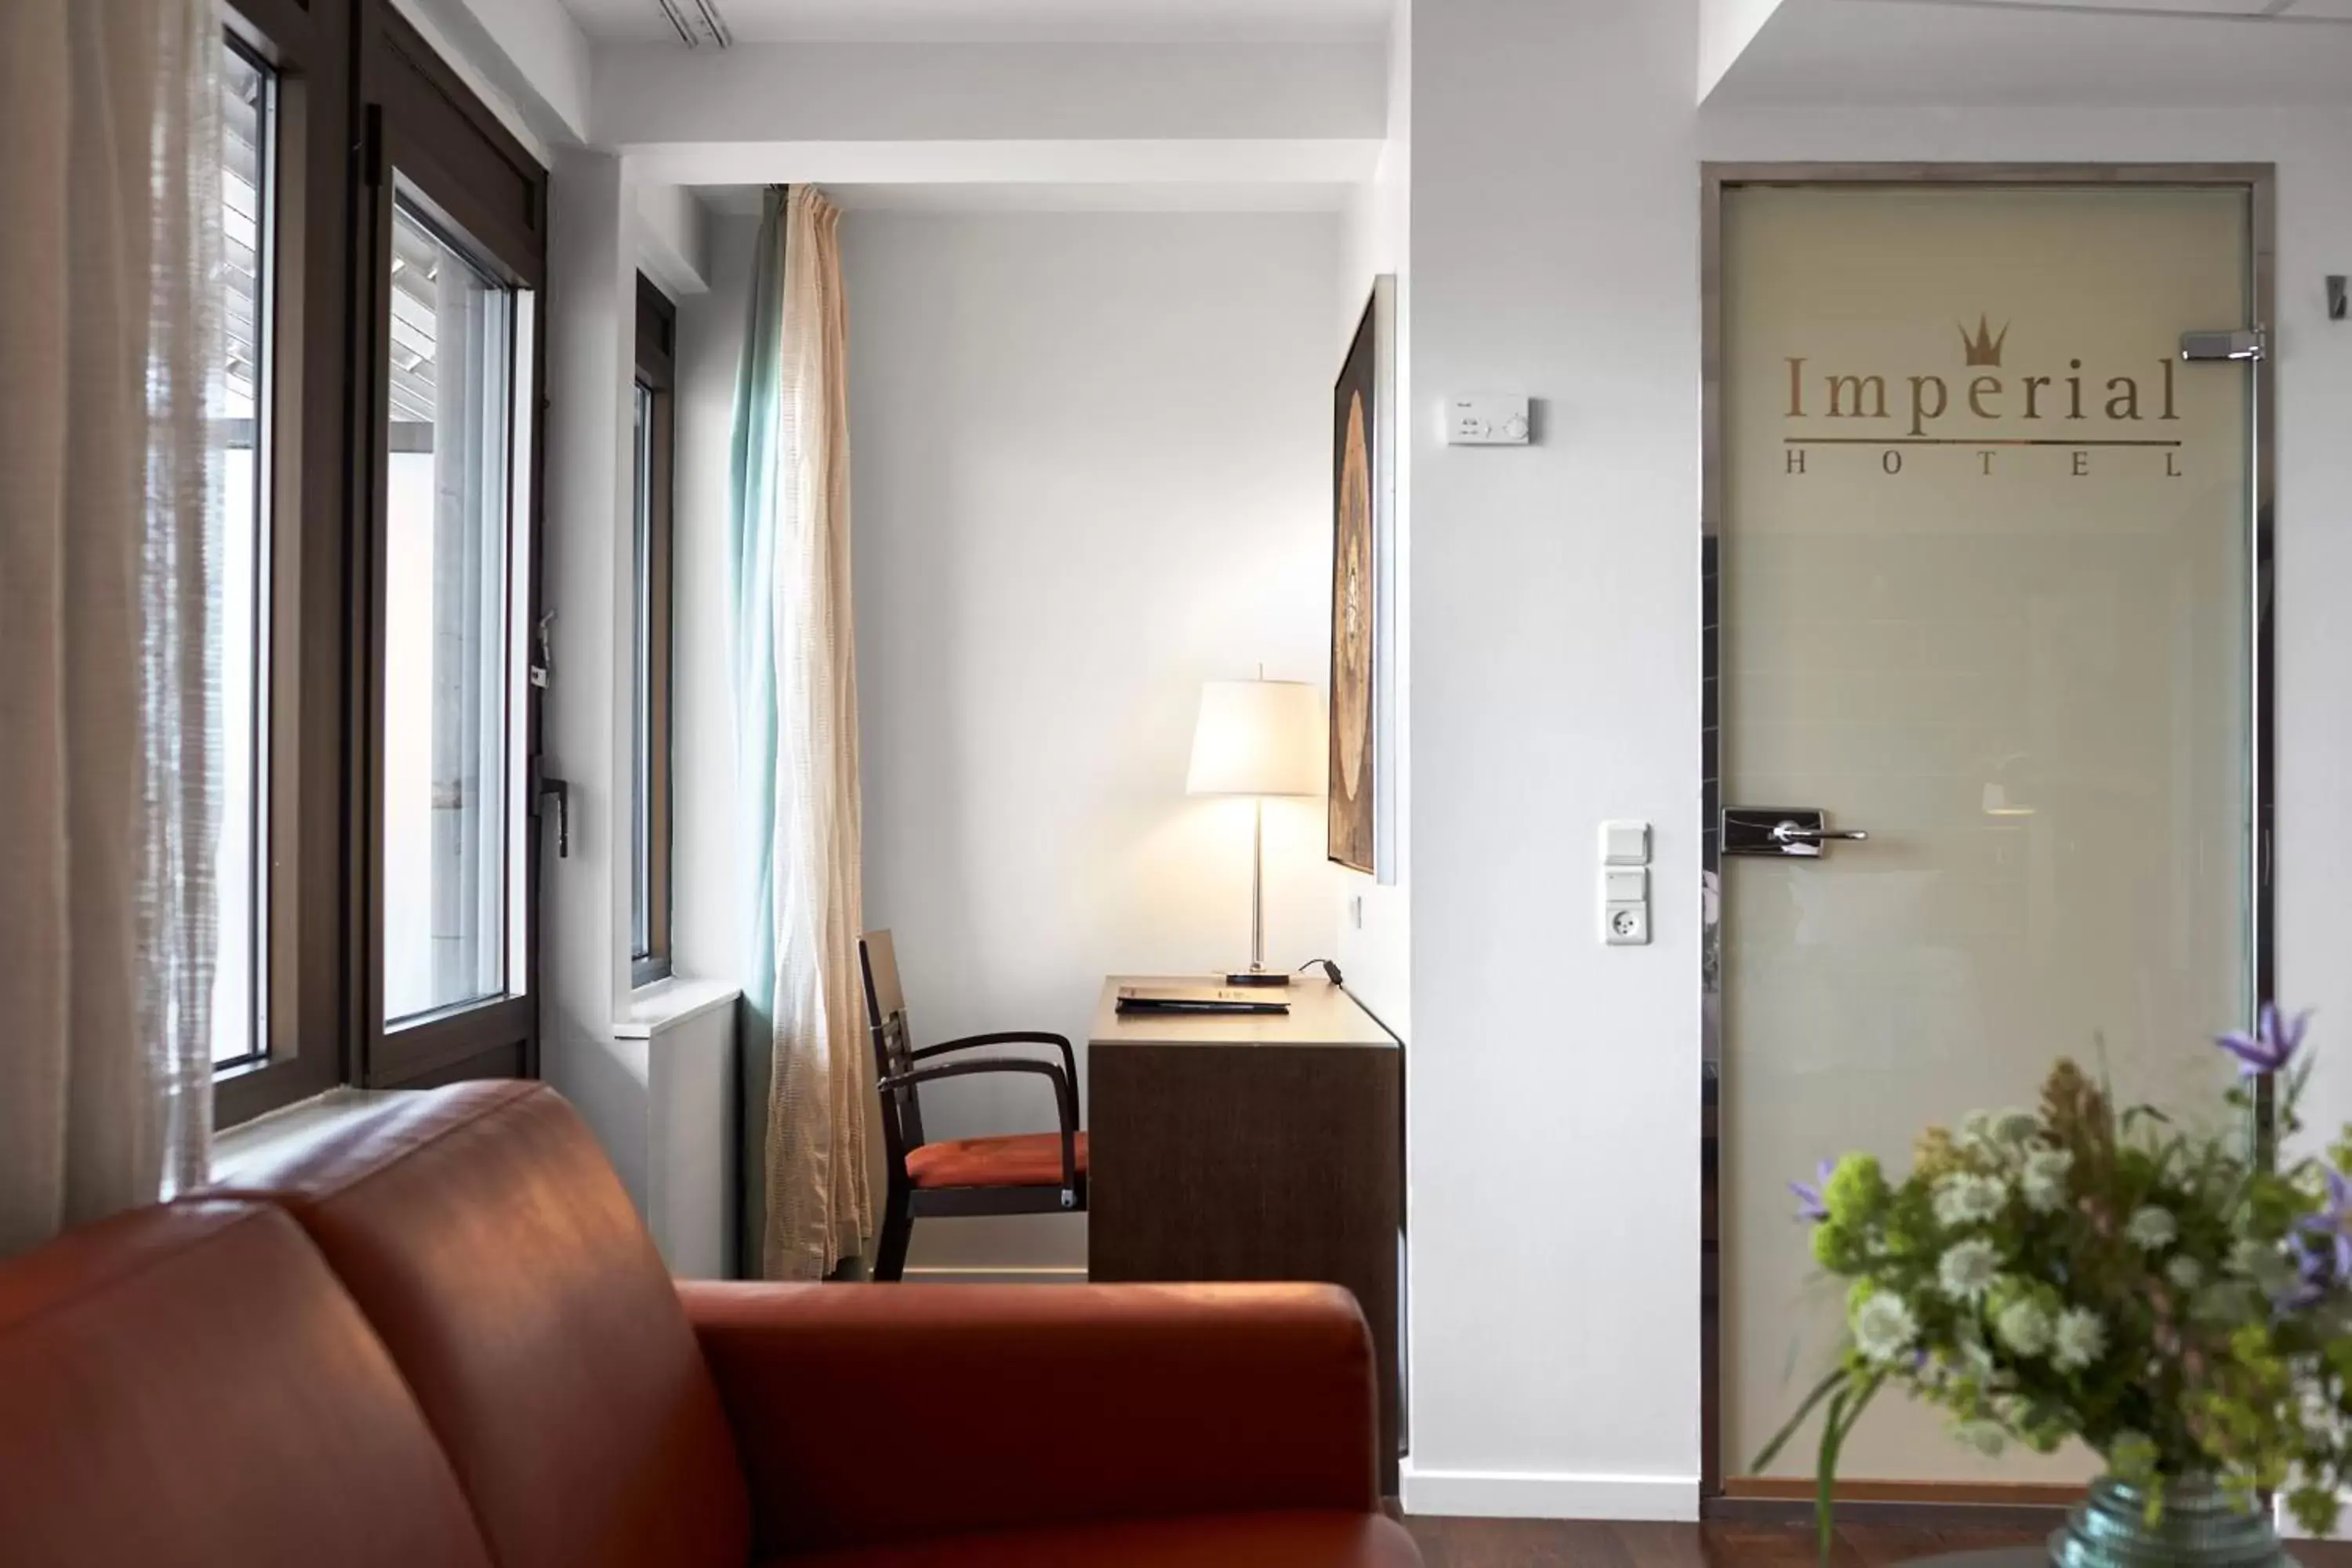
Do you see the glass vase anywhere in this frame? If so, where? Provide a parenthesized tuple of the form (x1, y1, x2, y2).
(2049, 1476, 2292, 1568)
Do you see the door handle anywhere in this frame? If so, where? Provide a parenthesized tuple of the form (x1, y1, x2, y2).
(1770, 821, 1869, 846)
(1723, 808, 1866, 858)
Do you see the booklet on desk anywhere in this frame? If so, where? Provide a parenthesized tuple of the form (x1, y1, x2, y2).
(1114, 985, 1292, 1016)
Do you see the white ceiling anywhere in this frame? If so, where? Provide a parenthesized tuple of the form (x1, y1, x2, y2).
(1831, 0, 2352, 19)
(696, 180, 1355, 213)
(1711, 0, 2352, 104)
(561, 0, 1390, 44)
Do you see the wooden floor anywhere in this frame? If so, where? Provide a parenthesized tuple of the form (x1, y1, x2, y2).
(1400, 1519, 2352, 1568)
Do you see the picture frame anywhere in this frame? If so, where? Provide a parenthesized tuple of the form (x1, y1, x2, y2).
(1329, 275, 1396, 880)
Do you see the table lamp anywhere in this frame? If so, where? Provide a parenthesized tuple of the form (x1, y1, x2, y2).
(1185, 675, 1323, 985)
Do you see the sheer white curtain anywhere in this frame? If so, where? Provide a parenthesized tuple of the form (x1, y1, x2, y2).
(0, 0, 223, 1258)
(731, 187, 873, 1280)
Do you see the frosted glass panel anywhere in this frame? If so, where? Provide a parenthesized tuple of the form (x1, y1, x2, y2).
(1718, 185, 2256, 1486)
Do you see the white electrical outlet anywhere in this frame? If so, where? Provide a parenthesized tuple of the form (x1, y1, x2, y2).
(1604, 902, 1650, 946)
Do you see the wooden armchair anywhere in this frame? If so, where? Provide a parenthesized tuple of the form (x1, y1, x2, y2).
(858, 931, 1087, 1281)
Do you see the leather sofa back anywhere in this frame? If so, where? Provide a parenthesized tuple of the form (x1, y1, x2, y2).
(0, 1200, 495, 1568)
(211, 1083, 751, 1568)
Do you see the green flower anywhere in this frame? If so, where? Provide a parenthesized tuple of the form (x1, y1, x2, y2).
(2165, 1255, 2204, 1291)
(1812, 1217, 1861, 1272)
(1824, 1154, 1888, 1226)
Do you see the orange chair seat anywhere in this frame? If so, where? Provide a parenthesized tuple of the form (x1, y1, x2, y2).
(905, 1131, 1087, 1190)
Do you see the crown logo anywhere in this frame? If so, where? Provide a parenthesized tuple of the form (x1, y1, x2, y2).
(1958, 315, 2009, 368)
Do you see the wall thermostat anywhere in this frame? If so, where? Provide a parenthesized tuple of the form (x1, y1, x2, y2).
(1445, 394, 1530, 446)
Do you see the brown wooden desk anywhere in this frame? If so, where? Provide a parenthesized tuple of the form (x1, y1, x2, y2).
(1085, 976, 1403, 1490)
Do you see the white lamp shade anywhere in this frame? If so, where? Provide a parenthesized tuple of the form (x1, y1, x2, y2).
(1185, 679, 1324, 797)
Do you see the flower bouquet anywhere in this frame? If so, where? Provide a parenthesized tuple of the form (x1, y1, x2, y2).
(1760, 1007, 2352, 1566)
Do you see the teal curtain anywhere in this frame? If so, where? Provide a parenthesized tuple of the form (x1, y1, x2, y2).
(727, 188, 786, 1275)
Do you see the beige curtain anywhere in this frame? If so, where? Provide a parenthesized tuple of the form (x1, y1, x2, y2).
(0, 0, 222, 1258)
(760, 187, 873, 1279)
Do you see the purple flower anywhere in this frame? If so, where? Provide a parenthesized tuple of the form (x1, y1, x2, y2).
(1791, 1159, 1835, 1224)
(2295, 1165, 2352, 1300)
(2217, 1004, 2311, 1077)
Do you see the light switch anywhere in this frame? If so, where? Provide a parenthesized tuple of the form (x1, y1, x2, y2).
(1605, 868, 1647, 904)
(1601, 820, 1650, 866)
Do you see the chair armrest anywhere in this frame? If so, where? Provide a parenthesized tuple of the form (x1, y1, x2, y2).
(910, 1030, 1080, 1098)
(676, 1279, 1380, 1556)
(883, 1058, 1078, 1192)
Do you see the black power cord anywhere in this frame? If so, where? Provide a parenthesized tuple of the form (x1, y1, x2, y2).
(1298, 958, 1344, 986)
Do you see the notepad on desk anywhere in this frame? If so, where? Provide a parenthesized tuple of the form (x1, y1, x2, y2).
(1114, 985, 1291, 1016)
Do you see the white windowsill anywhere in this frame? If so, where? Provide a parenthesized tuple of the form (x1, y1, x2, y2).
(209, 1086, 418, 1184)
(615, 976, 742, 1040)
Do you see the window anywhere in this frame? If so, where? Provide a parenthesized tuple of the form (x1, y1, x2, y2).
(381, 196, 530, 1022)
(631, 276, 677, 986)
(209, 0, 550, 1125)
(212, 36, 278, 1071)
(364, 9, 548, 1087)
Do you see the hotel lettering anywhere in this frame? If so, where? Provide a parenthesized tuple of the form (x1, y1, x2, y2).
(1781, 317, 2184, 479)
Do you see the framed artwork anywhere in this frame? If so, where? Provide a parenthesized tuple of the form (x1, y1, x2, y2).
(1329, 277, 1394, 878)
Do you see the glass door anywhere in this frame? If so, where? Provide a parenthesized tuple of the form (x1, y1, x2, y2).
(1711, 178, 2263, 1490)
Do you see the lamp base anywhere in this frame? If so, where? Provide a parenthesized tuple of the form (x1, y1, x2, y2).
(1223, 971, 1292, 988)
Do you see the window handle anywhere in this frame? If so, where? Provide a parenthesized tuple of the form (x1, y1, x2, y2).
(532, 765, 569, 858)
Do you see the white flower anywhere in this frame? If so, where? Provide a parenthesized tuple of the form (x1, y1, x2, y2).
(2125, 1206, 2179, 1252)
(1994, 1298, 2054, 1356)
(1939, 1238, 2001, 1302)
(2021, 1149, 2074, 1214)
(1952, 1418, 2008, 1458)
(1957, 1109, 1995, 1149)
(1991, 1109, 2041, 1146)
(1933, 1171, 2008, 1228)
(2165, 1256, 2204, 1291)
(2229, 1237, 2299, 1295)
(1853, 1290, 1919, 1366)
(2053, 1307, 2107, 1372)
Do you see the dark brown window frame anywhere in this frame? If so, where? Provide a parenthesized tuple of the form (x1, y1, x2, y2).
(216, 0, 550, 1127)
(632, 274, 677, 989)
(215, 0, 358, 1129)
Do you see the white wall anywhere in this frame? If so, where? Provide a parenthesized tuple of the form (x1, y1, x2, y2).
(1401, 0, 2352, 1522)
(1403, 0, 1705, 1522)
(673, 212, 753, 994)
(595, 40, 1385, 150)
(540, 150, 655, 1178)
(843, 209, 1343, 1273)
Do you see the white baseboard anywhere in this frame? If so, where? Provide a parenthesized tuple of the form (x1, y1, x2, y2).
(901, 1265, 1088, 1285)
(1399, 1462, 1700, 1522)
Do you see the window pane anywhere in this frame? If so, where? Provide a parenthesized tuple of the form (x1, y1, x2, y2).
(631, 380, 654, 962)
(383, 198, 515, 1022)
(212, 39, 275, 1069)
